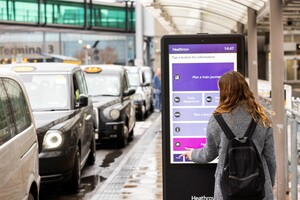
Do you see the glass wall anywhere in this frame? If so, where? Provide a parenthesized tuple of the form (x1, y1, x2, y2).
(0, 0, 38, 23)
(0, 0, 135, 32)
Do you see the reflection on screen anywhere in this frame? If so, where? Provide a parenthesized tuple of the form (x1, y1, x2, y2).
(169, 43, 237, 164)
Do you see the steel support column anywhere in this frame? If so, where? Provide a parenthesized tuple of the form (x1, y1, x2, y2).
(135, 0, 144, 66)
(269, 0, 286, 199)
(236, 22, 244, 34)
(247, 8, 258, 99)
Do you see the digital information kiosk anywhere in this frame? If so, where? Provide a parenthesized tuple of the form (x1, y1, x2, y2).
(161, 34, 245, 200)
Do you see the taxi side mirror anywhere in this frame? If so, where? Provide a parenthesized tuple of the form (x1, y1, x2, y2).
(143, 83, 150, 87)
(77, 94, 89, 107)
(123, 89, 135, 97)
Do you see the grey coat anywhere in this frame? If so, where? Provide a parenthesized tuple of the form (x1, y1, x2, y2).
(191, 106, 276, 200)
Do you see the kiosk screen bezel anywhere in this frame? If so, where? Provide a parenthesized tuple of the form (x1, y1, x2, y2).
(161, 34, 245, 169)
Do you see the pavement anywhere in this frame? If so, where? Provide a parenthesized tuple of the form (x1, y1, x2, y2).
(120, 131, 162, 200)
(90, 112, 299, 200)
(91, 112, 162, 200)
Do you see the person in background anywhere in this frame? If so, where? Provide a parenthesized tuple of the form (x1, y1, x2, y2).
(180, 71, 276, 200)
(152, 67, 161, 112)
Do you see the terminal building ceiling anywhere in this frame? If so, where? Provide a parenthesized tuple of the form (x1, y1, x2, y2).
(141, 0, 300, 34)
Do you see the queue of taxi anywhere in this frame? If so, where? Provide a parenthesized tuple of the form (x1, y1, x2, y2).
(1, 63, 96, 194)
(0, 62, 154, 199)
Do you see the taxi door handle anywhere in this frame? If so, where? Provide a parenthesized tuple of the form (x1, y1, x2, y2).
(85, 114, 91, 121)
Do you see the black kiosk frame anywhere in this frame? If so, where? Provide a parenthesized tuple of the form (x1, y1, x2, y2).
(161, 34, 245, 200)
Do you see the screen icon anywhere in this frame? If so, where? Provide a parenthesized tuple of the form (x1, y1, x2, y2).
(174, 96, 180, 103)
(206, 96, 212, 102)
(174, 112, 181, 118)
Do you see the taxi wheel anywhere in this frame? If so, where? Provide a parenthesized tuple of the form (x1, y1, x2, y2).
(119, 125, 129, 147)
(140, 105, 146, 120)
(87, 134, 96, 165)
(129, 126, 134, 137)
(128, 126, 134, 142)
(69, 147, 81, 193)
(150, 100, 154, 113)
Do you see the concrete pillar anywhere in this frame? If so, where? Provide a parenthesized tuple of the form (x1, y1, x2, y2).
(247, 8, 258, 99)
(135, 0, 144, 66)
(154, 18, 168, 72)
(269, 1, 286, 199)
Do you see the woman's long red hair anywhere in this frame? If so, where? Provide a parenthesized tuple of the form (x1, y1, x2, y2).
(214, 71, 272, 127)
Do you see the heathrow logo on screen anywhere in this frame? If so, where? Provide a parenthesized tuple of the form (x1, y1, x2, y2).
(172, 47, 190, 52)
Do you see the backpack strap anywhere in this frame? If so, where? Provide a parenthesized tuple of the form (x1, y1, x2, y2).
(214, 114, 257, 140)
(244, 118, 257, 139)
(214, 114, 235, 140)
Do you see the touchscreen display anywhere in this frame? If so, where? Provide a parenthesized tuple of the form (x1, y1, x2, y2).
(169, 43, 237, 164)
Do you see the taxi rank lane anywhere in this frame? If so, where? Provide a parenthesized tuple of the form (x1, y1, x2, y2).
(39, 112, 158, 200)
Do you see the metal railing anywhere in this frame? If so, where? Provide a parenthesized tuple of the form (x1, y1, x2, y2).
(259, 96, 299, 200)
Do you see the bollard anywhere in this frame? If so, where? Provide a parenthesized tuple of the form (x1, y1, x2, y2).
(284, 114, 289, 194)
(280, 107, 299, 199)
(290, 118, 298, 200)
(267, 105, 299, 199)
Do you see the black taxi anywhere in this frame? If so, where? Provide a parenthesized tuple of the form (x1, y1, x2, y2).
(2, 63, 96, 192)
(81, 65, 136, 147)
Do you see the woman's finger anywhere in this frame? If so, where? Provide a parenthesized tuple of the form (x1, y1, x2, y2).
(185, 147, 194, 151)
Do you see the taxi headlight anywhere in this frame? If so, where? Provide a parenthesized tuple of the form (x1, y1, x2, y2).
(134, 94, 143, 101)
(110, 109, 120, 120)
(43, 131, 63, 149)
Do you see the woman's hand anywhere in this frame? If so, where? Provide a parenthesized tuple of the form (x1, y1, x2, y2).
(179, 147, 194, 161)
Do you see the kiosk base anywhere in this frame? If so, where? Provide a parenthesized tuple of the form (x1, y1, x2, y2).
(164, 165, 217, 200)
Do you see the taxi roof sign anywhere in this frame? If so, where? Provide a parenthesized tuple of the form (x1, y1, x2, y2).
(12, 66, 36, 72)
(84, 67, 102, 73)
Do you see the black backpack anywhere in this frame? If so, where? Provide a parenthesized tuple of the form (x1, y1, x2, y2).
(214, 114, 265, 200)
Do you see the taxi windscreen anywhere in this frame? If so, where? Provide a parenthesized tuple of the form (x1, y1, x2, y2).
(84, 74, 121, 97)
(20, 74, 70, 111)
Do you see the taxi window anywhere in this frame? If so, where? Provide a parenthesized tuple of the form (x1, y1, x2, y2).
(20, 74, 70, 111)
(143, 70, 153, 84)
(74, 71, 88, 95)
(126, 71, 140, 87)
(3, 78, 31, 134)
(80, 71, 89, 94)
(123, 74, 129, 92)
(0, 79, 16, 145)
(84, 73, 121, 96)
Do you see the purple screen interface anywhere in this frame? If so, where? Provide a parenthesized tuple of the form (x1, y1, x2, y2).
(169, 43, 236, 164)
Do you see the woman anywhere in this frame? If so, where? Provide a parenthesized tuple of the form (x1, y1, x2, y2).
(180, 71, 276, 200)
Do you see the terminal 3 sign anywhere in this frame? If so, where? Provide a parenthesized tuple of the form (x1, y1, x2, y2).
(0, 43, 59, 59)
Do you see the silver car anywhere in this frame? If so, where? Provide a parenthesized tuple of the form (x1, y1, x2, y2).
(0, 69, 40, 200)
